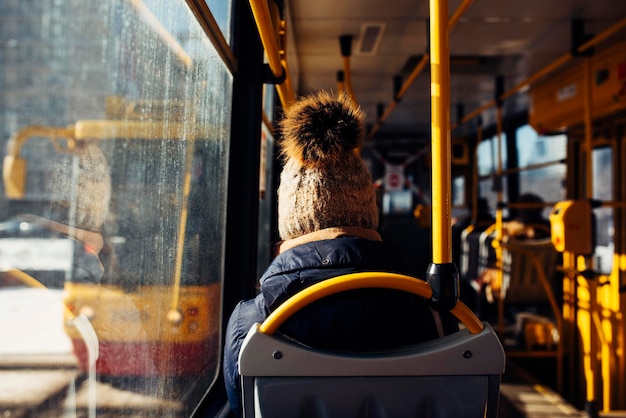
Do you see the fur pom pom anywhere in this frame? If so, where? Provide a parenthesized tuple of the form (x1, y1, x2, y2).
(279, 90, 365, 165)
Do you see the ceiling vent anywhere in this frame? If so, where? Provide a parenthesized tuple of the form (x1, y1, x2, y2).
(356, 23, 386, 55)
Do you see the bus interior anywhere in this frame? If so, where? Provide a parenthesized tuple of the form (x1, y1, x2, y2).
(1, 0, 626, 417)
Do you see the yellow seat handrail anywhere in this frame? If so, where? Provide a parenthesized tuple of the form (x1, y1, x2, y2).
(259, 272, 484, 335)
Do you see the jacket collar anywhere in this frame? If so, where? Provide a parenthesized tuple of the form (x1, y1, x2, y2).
(278, 226, 381, 254)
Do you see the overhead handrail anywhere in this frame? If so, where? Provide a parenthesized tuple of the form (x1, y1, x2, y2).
(249, 0, 295, 108)
(369, 0, 475, 139)
(479, 159, 565, 180)
(453, 17, 626, 129)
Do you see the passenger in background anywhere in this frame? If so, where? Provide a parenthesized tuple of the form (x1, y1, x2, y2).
(477, 193, 553, 316)
(223, 91, 458, 417)
(504, 192, 551, 240)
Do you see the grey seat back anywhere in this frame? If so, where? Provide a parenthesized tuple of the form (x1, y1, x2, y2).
(238, 272, 505, 418)
(239, 322, 505, 417)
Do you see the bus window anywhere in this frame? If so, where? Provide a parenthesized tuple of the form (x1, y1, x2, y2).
(516, 125, 566, 217)
(0, 0, 233, 415)
(452, 175, 466, 208)
(477, 133, 507, 216)
(592, 146, 614, 275)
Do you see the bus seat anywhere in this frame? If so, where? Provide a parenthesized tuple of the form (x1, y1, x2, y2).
(459, 222, 494, 283)
(238, 272, 505, 418)
(501, 237, 559, 304)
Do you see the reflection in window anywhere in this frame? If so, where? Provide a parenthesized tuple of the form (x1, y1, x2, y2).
(0, 0, 232, 415)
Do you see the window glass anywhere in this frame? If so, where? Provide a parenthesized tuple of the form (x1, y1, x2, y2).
(516, 125, 566, 217)
(478, 177, 507, 218)
(257, 123, 275, 276)
(207, 0, 233, 42)
(0, 0, 232, 415)
(476, 133, 507, 217)
(592, 146, 613, 274)
(452, 175, 465, 207)
(477, 133, 507, 176)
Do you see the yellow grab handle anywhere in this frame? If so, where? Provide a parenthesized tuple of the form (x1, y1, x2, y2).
(259, 272, 484, 335)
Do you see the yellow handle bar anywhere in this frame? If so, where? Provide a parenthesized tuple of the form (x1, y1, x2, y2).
(259, 272, 484, 335)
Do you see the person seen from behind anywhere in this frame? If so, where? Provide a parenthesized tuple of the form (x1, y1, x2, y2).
(223, 90, 458, 416)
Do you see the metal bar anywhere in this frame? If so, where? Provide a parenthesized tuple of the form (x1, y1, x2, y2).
(454, 100, 496, 128)
(343, 55, 357, 103)
(448, 0, 475, 29)
(396, 54, 430, 99)
(461, 17, 626, 125)
(429, 0, 452, 264)
(249, 0, 295, 108)
(369, 100, 398, 138)
(577, 17, 626, 53)
(369, 0, 475, 139)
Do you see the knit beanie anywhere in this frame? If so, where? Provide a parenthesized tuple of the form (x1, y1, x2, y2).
(48, 143, 111, 232)
(277, 90, 379, 240)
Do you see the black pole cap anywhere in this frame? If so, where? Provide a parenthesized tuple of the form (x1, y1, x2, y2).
(426, 262, 459, 311)
(339, 35, 353, 57)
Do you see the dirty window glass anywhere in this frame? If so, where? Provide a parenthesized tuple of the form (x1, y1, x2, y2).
(0, 0, 231, 415)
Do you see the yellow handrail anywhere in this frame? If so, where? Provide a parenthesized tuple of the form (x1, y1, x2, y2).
(259, 272, 484, 335)
(369, 0, 475, 139)
(454, 16, 626, 129)
(249, 0, 295, 108)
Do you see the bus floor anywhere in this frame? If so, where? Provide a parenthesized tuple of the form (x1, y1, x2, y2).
(498, 360, 626, 418)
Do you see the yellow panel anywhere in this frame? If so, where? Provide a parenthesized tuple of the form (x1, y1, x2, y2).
(590, 41, 626, 117)
(549, 200, 593, 255)
(530, 40, 626, 132)
(530, 63, 583, 132)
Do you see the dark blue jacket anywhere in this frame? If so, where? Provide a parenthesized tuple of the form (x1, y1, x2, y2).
(223, 237, 458, 416)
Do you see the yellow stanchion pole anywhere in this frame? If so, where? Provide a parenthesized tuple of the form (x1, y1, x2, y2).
(426, 0, 458, 311)
(429, 0, 451, 265)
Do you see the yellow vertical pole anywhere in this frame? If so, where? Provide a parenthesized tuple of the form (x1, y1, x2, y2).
(429, 0, 451, 265)
(580, 56, 601, 415)
(490, 74, 505, 336)
(426, 0, 458, 311)
(562, 251, 578, 399)
(495, 105, 505, 336)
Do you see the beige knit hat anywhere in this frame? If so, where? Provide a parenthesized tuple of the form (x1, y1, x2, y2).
(48, 143, 111, 232)
(277, 90, 379, 240)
